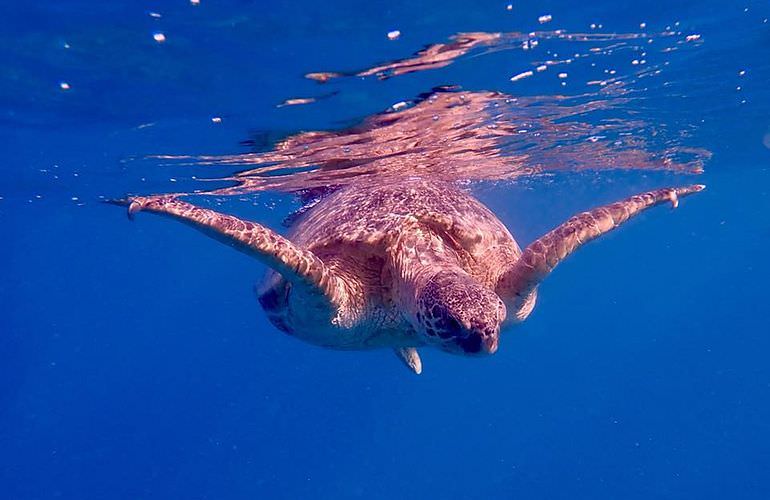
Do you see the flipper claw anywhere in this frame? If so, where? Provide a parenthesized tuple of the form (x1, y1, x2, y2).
(127, 200, 143, 220)
(669, 190, 679, 209)
(671, 184, 705, 208)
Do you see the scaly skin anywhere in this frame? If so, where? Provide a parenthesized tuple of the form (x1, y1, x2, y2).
(113, 179, 704, 373)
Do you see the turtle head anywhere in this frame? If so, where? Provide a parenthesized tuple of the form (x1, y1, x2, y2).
(415, 271, 506, 355)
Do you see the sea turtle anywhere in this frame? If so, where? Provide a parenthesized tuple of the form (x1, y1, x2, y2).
(116, 179, 703, 374)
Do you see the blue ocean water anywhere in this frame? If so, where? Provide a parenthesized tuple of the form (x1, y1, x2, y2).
(2, 0, 770, 498)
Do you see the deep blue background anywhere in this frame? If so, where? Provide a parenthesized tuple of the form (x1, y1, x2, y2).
(2, 1, 770, 498)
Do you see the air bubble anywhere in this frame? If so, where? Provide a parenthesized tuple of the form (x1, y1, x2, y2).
(510, 70, 533, 82)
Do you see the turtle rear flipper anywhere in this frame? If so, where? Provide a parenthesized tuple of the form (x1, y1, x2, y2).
(394, 347, 422, 374)
(497, 185, 705, 321)
(114, 196, 345, 311)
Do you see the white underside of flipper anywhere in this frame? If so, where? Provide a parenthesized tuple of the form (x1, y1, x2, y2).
(394, 347, 422, 374)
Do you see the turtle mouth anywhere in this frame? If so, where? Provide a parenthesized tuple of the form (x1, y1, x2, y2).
(459, 333, 483, 353)
(419, 307, 501, 355)
(458, 330, 498, 355)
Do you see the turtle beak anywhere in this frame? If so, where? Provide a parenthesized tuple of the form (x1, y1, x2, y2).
(483, 334, 499, 354)
(477, 324, 499, 354)
(458, 324, 499, 355)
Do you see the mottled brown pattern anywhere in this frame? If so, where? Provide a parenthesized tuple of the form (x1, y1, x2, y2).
(116, 179, 703, 373)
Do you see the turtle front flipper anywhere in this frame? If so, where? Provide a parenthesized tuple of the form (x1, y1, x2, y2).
(497, 185, 704, 321)
(113, 196, 345, 309)
(394, 347, 423, 374)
